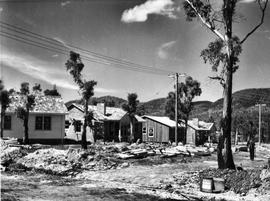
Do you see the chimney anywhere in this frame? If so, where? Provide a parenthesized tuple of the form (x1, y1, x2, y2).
(97, 103, 106, 115)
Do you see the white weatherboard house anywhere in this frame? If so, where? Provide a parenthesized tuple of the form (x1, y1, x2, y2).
(1, 92, 68, 144)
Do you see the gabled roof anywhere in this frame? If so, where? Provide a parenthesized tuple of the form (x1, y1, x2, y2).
(143, 115, 213, 131)
(6, 92, 68, 114)
(187, 120, 214, 131)
(68, 103, 146, 122)
(69, 103, 127, 121)
(142, 115, 184, 128)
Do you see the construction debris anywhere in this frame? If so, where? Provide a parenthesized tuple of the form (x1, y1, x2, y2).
(200, 168, 263, 195)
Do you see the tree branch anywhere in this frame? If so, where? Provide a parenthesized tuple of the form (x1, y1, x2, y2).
(209, 76, 225, 88)
(240, 0, 268, 44)
(185, 0, 225, 41)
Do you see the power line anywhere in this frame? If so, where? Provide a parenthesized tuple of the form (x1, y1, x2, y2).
(0, 34, 172, 75)
(0, 22, 171, 74)
(0, 21, 173, 75)
(0, 32, 169, 75)
(0, 0, 137, 2)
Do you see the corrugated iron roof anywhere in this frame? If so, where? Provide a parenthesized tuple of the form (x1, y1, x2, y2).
(6, 92, 68, 114)
(70, 103, 127, 121)
(143, 115, 213, 130)
(143, 115, 183, 128)
(187, 120, 214, 131)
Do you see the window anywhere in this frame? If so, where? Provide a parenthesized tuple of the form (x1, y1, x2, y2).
(65, 120, 70, 129)
(35, 116, 51, 130)
(44, 116, 51, 130)
(142, 126, 147, 135)
(148, 127, 154, 137)
(4, 115, 11, 130)
(35, 116, 43, 130)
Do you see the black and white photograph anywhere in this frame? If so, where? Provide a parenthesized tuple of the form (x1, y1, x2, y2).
(1, 0, 270, 200)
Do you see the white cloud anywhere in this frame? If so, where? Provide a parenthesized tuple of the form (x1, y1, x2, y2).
(1, 53, 118, 94)
(157, 40, 177, 59)
(1, 53, 78, 90)
(52, 54, 59, 58)
(0, 7, 3, 13)
(61, 1, 71, 7)
(121, 0, 179, 23)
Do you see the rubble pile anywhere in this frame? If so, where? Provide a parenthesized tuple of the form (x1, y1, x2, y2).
(257, 169, 270, 195)
(173, 171, 200, 191)
(200, 168, 263, 195)
(0, 138, 28, 170)
(17, 148, 72, 175)
(15, 147, 128, 175)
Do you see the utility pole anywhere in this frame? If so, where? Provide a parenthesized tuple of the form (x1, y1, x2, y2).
(256, 103, 266, 146)
(169, 73, 186, 145)
(175, 73, 179, 145)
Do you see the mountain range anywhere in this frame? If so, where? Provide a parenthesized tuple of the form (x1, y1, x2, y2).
(66, 88, 270, 121)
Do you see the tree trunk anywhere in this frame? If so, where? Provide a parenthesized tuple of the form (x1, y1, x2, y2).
(0, 108, 4, 138)
(218, 52, 236, 169)
(217, 0, 236, 169)
(81, 99, 88, 150)
(129, 116, 134, 143)
(183, 117, 188, 145)
(24, 111, 29, 144)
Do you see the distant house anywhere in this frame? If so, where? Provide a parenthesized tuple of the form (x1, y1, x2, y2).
(1, 92, 68, 144)
(185, 118, 215, 146)
(142, 116, 214, 145)
(66, 103, 145, 142)
(142, 115, 185, 143)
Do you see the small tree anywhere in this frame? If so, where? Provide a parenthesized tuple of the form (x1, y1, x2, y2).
(32, 83, 42, 92)
(65, 51, 97, 149)
(179, 77, 202, 144)
(122, 93, 139, 143)
(0, 81, 11, 138)
(44, 84, 61, 96)
(16, 82, 35, 144)
(165, 76, 201, 144)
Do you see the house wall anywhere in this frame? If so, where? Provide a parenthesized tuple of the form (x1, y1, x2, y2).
(3, 113, 65, 144)
(68, 107, 84, 120)
(104, 121, 120, 142)
(186, 127, 196, 145)
(142, 118, 170, 143)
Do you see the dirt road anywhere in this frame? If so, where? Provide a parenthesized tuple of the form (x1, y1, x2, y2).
(1, 148, 269, 201)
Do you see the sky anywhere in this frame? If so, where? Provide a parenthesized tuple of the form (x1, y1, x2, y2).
(0, 0, 270, 103)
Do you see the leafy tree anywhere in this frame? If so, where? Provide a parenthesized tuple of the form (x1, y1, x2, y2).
(0, 80, 3, 91)
(122, 93, 139, 143)
(44, 85, 61, 96)
(165, 76, 201, 144)
(182, 0, 268, 169)
(136, 104, 146, 116)
(16, 82, 35, 144)
(8, 88, 15, 94)
(0, 81, 11, 138)
(65, 51, 97, 149)
(32, 83, 42, 92)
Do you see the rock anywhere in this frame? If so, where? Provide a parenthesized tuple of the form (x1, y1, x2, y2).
(120, 162, 129, 168)
(209, 147, 215, 153)
(260, 169, 270, 181)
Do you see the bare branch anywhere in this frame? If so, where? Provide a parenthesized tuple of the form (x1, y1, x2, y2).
(209, 75, 225, 88)
(185, 0, 225, 41)
(240, 0, 268, 44)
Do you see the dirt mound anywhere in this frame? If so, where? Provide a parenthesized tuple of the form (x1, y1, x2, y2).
(200, 168, 262, 195)
(16, 148, 127, 175)
(0, 139, 28, 167)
